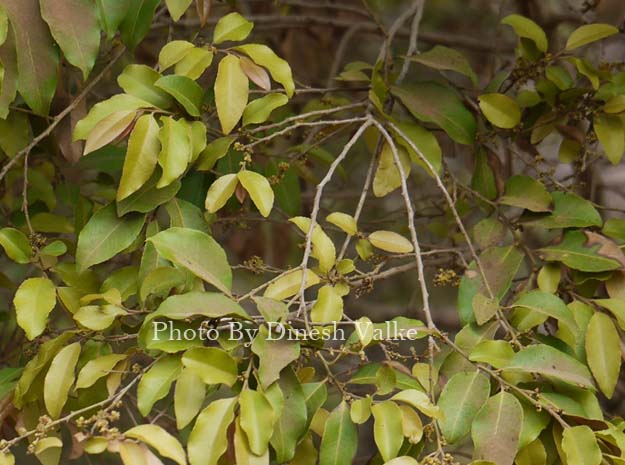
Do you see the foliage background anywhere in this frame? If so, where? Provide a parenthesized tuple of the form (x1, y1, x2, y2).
(2, 1, 625, 465)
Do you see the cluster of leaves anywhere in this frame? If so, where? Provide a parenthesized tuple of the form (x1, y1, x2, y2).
(1, 1, 625, 465)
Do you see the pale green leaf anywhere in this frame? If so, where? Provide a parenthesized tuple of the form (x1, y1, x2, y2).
(181, 347, 237, 386)
(319, 401, 357, 465)
(175, 47, 213, 80)
(242, 94, 288, 126)
(76, 354, 127, 389)
(159, 40, 194, 70)
(561, 425, 601, 465)
(213, 12, 253, 44)
(240, 389, 275, 455)
(118, 64, 172, 109)
(566, 24, 619, 50)
(14, 277, 56, 340)
(204, 173, 239, 213)
(263, 269, 320, 300)
(125, 424, 187, 465)
(326, 212, 357, 236)
(147, 227, 232, 294)
(0, 227, 31, 264)
(155, 75, 204, 117)
(165, 0, 192, 21)
(372, 401, 403, 462)
(369, 230, 414, 254)
(594, 114, 625, 164)
(44, 342, 80, 419)
(586, 312, 621, 398)
(157, 117, 192, 188)
(501, 14, 548, 52)
(311, 285, 344, 324)
(188, 397, 237, 465)
(235, 44, 294, 97)
(174, 368, 205, 430)
(479, 93, 521, 129)
(137, 355, 181, 416)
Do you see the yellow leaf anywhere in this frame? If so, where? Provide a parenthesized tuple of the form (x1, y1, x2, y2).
(215, 55, 249, 134)
(237, 170, 274, 217)
(264, 269, 320, 300)
(125, 424, 187, 465)
(289, 216, 336, 272)
(369, 230, 414, 254)
(44, 342, 81, 419)
(311, 285, 343, 324)
(326, 212, 357, 236)
(205, 174, 238, 213)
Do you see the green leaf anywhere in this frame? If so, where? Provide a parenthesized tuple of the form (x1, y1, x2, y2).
(373, 142, 411, 198)
(251, 326, 300, 389)
(350, 397, 372, 424)
(311, 285, 344, 324)
(469, 340, 515, 369)
(44, 342, 80, 419)
(235, 44, 295, 97)
(196, 136, 236, 171)
(73, 304, 127, 330)
(457, 246, 524, 324)
(14, 277, 56, 340)
(0, 0, 59, 115)
(39, 0, 100, 79)
(438, 371, 491, 444)
(188, 397, 237, 465)
(501, 14, 548, 52)
(0, 227, 31, 264)
(471, 392, 523, 465)
(407, 45, 477, 85)
(157, 117, 192, 188)
(175, 47, 213, 80)
(165, 0, 193, 21)
(243, 93, 288, 126)
(155, 74, 204, 117)
(147, 227, 232, 294)
(117, 173, 181, 216)
(510, 290, 576, 333)
(319, 401, 358, 465)
(383, 458, 419, 465)
(76, 204, 146, 271)
(120, 0, 160, 50)
(76, 353, 127, 389)
(234, 417, 269, 465)
(390, 121, 442, 175)
(181, 347, 237, 386)
(603, 94, 625, 114)
(392, 389, 441, 418)
(391, 82, 476, 145)
(263, 269, 320, 300)
(539, 230, 622, 272)
(479, 93, 521, 129)
(537, 264, 561, 293)
(594, 114, 625, 164)
(505, 344, 594, 389)
(118, 64, 173, 109)
(603, 218, 625, 241)
(174, 368, 205, 430)
(96, 0, 129, 39)
(0, 24, 17, 119)
(213, 12, 253, 44)
(372, 401, 403, 462)
(240, 389, 275, 455)
(137, 355, 181, 416)
(151, 291, 249, 321)
(500, 175, 551, 212)
(237, 170, 274, 217)
(566, 24, 619, 50)
(165, 197, 210, 232)
(561, 425, 602, 465)
(534, 192, 602, 229)
(125, 424, 186, 465)
(215, 55, 249, 134)
(158, 40, 194, 70)
(585, 312, 621, 398)
(83, 110, 136, 155)
(74, 94, 153, 141)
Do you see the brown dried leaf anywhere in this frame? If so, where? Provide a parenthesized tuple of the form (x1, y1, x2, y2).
(240, 56, 271, 91)
(196, 0, 211, 26)
(585, 231, 625, 268)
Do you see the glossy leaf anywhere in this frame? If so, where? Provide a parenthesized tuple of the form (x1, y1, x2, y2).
(165, 0, 193, 21)
(235, 44, 295, 97)
(539, 230, 622, 273)
(125, 424, 186, 465)
(561, 425, 601, 465)
(174, 368, 206, 430)
(155, 75, 204, 117)
(372, 401, 403, 462)
(137, 355, 181, 416)
(0, 227, 31, 264)
(369, 230, 414, 254)
(500, 175, 551, 212)
(240, 389, 275, 455)
(479, 93, 521, 129)
(175, 47, 213, 80)
(181, 347, 237, 386)
(120, 0, 160, 50)
(83, 110, 136, 155)
(118, 64, 172, 109)
(501, 14, 548, 52)
(408, 45, 477, 85)
(157, 117, 192, 188)
(243, 94, 288, 126)
(566, 24, 618, 50)
(188, 397, 237, 465)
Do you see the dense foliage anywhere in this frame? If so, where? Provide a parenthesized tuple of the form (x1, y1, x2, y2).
(1, 1, 625, 465)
